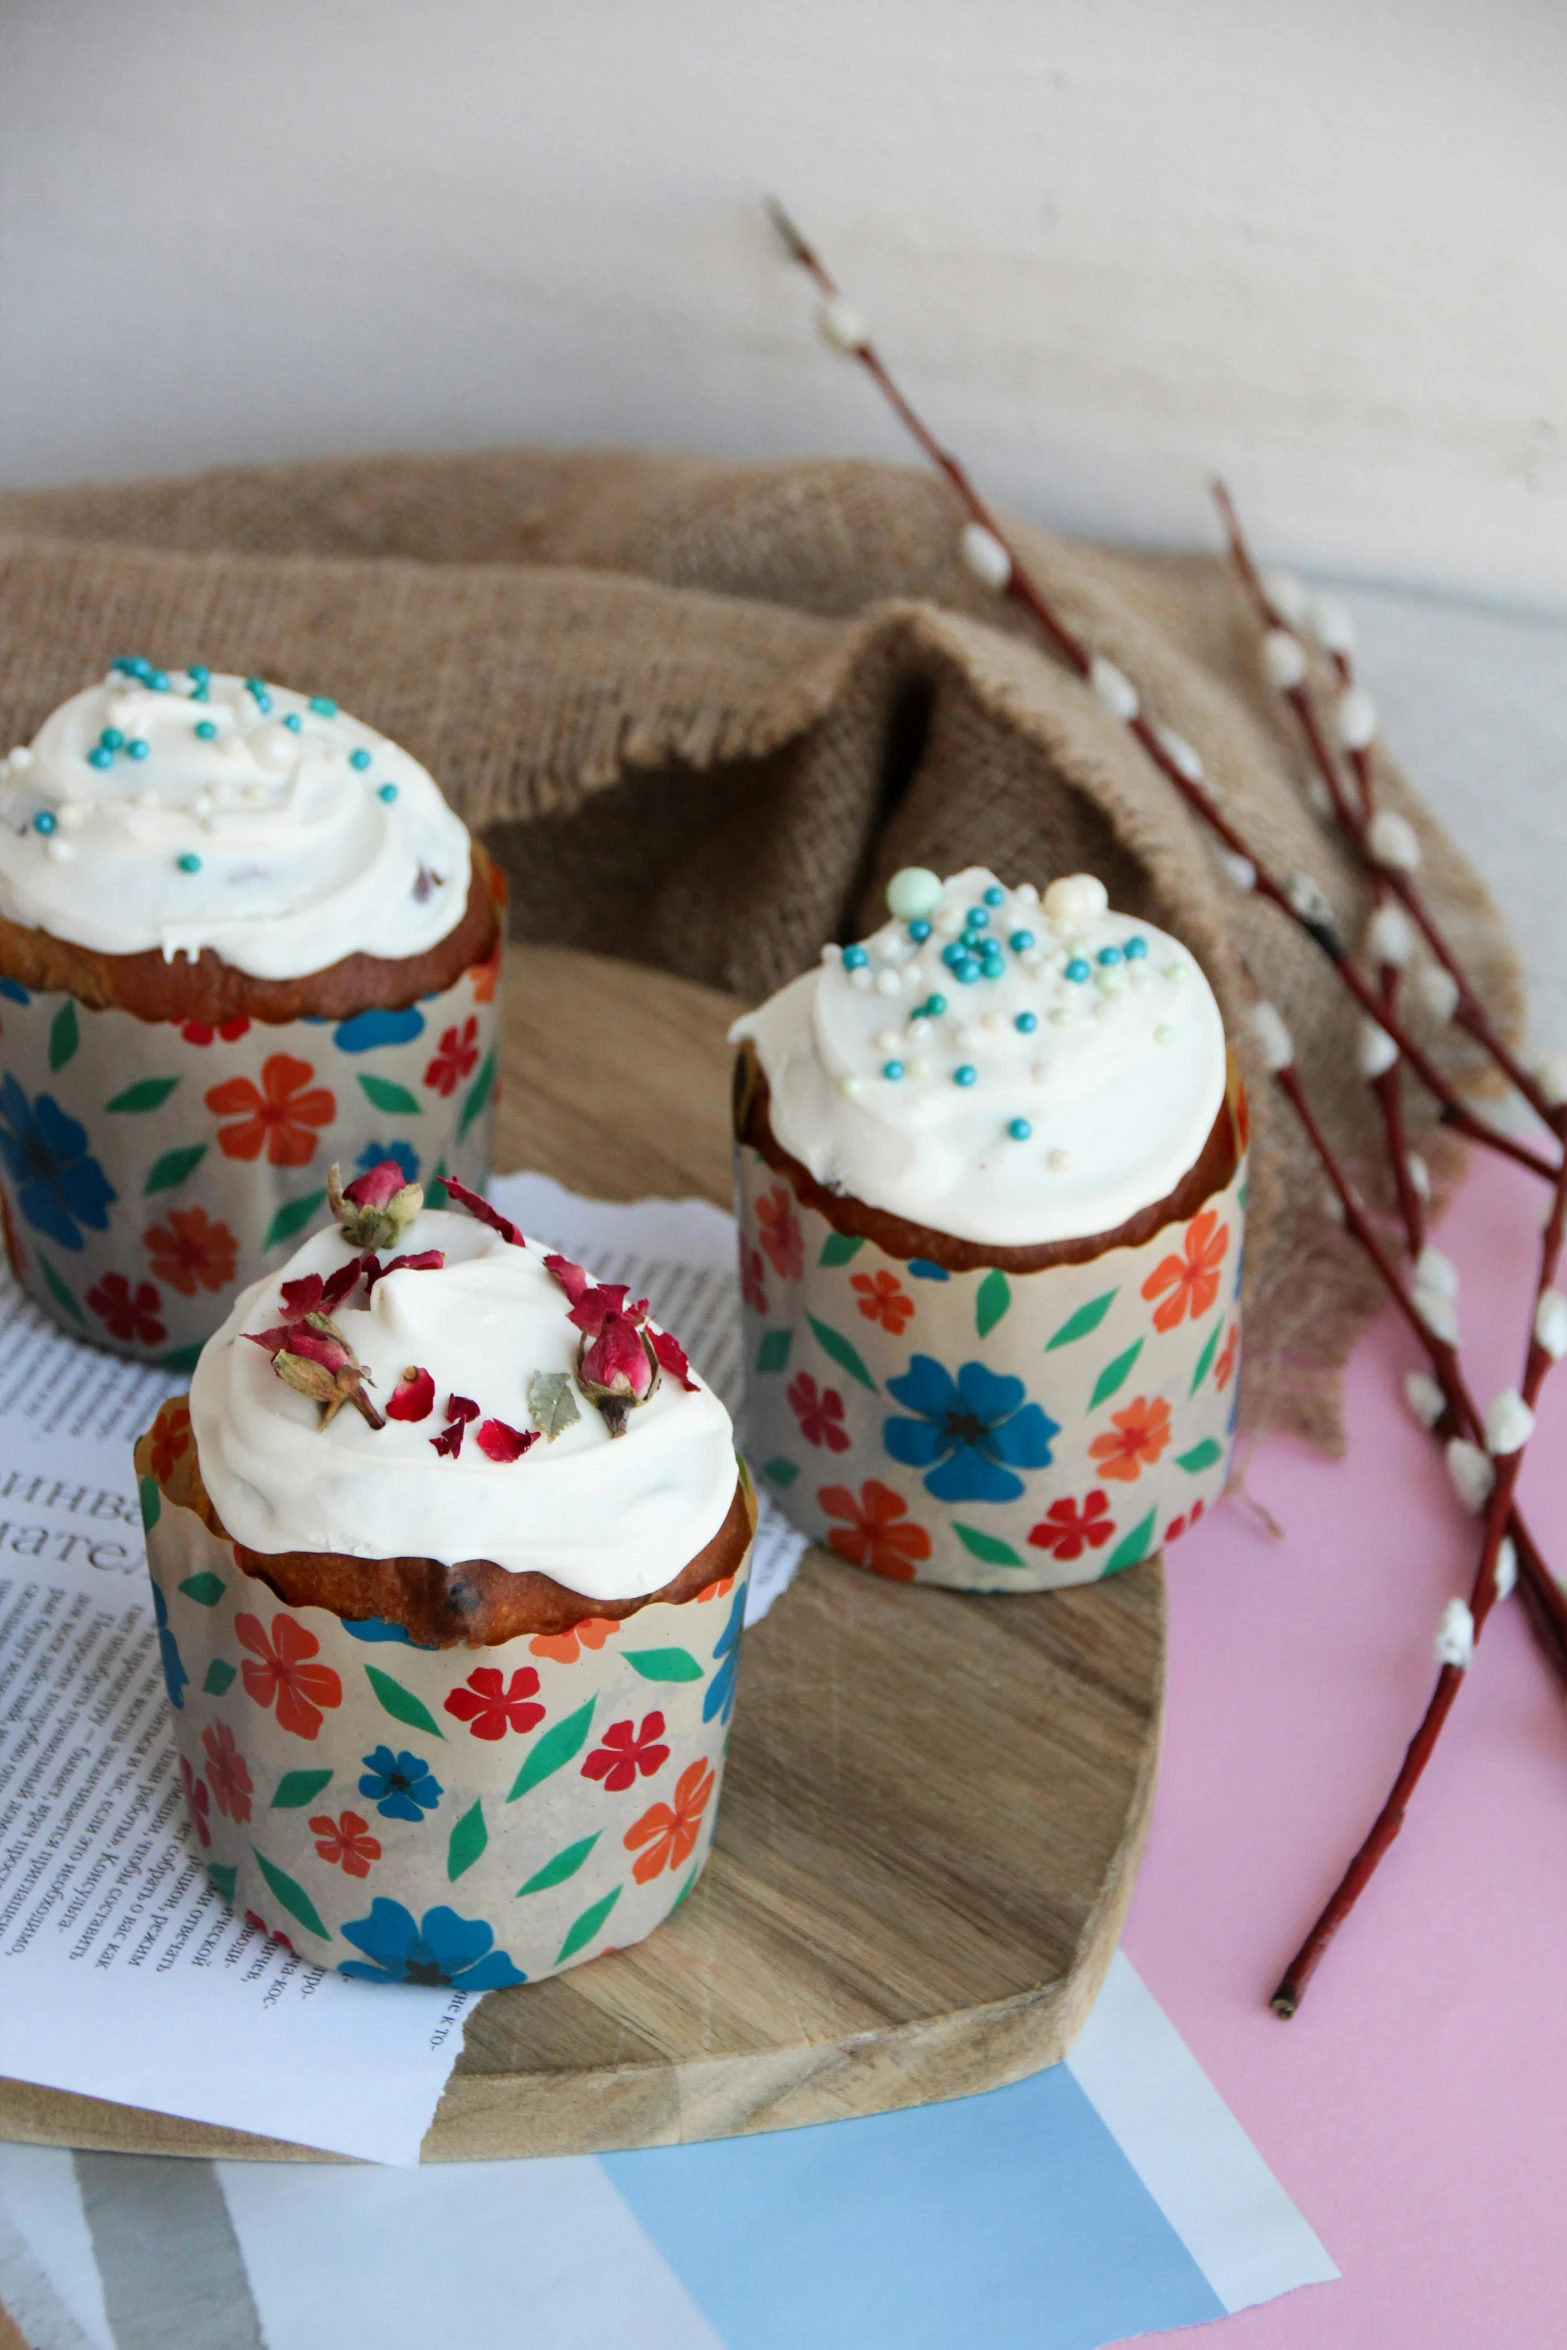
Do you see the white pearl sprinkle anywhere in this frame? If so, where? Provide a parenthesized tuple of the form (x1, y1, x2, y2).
(1047, 1008, 1070, 1027)
(55, 801, 86, 831)
(1308, 593, 1356, 657)
(1153, 724, 1203, 782)
(1494, 1537, 1518, 1602)
(1485, 1387, 1535, 1457)
(193, 791, 215, 819)
(250, 722, 297, 773)
(1358, 1019, 1399, 1080)
(1334, 686, 1378, 751)
(1248, 1000, 1294, 1072)
(1415, 964, 1460, 1023)
(876, 1028, 900, 1053)
(875, 966, 902, 996)
(849, 966, 874, 993)
(1165, 961, 1189, 983)
(838, 1074, 862, 1097)
(1445, 1440, 1494, 1515)
(817, 294, 869, 354)
(1049, 1148, 1073, 1171)
(1218, 851, 1257, 893)
(1261, 630, 1308, 691)
(1031, 1059, 1053, 1083)
(907, 1057, 929, 1079)
(103, 698, 136, 731)
(1042, 874, 1109, 927)
(957, 1023, 986, 1052)
(1261, 568, 1311, 630)
(1367, 808, 1420, 872)
(906, 1019, 932, 1046)
(1089, 656, 1139, 724)
(244, 782, 272, 805)
(1016, 881, 1039, 905)
(219, 733, 248, 761)
(1534, 1289, 1567, 1359)
(45, 837, 74, 863)
(934, 906, 964, 939)
(1366, 903, 1414, 967)
(958, 522, 1012, 593)
(1020, 948, 1046, 974)
(1403, 1369, 1445, 1428)
(7, 745, 33, 771)
(982, 1010, 1006, 1033)
(1434, 1596, 1475, 1668)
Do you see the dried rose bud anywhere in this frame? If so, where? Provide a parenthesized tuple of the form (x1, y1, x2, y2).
(388, 1366, 436, 1422)
(580, 1312, 656, 1402)
(327, 1161, 424, 1252)
(476, 1418, 538, 1464)
(443, 1175, 525, 1247)
(256, 1309, 385, 1430)
(649, 1327, 698, 1391)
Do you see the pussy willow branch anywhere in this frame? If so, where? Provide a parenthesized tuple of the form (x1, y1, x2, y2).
(766, 199, 1559, 1188)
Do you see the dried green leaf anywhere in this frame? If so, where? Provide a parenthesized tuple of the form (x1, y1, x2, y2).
(528, 1370, 581, 1442)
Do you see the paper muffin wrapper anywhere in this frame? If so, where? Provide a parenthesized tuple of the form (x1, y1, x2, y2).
(735, 1123, 1246, 1592)
(140, 1469, 753, 1988)
(0, 942, 501, 1367)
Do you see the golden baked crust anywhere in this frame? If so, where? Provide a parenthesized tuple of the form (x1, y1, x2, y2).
(733, 1038, 1245, 1274)
(0, 842, 502, 1025)
(136, 1397, 756, 1648)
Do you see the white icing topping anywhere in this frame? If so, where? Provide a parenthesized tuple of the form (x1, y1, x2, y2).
(189, 1211, 737, 1600)
(731, 866, 1228, 1247)
(0, 666, 471, 977)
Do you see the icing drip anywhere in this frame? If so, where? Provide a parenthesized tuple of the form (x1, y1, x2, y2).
(0, 665, 471, 978)
(731, 865, 1227, 1247)
(190, 1210, 737, 1600)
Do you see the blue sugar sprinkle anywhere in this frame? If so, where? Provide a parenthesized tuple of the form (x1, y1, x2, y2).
(953, 1064, 978, 1086)
(147, 671, 169, 692)
(111, 657, 149, 679)
(1009, 929, 1035, 951)
(187, 665, 211, 686)
(194, 721, 218, 741)
(309, 696, 338, 717)
(955, 959, 982, 985)
(1008, 1117, 1032, 1141)
(33, 810, 56, 835)
(1014, 1011, 1038, 1033)
(967, 906, 990, 928)
(924, 993, 947, 1017)
(99, 728, 125, 752)
(283, 712, 303, 733)
(941, 942, 965, 969)
(1098, 944, 1123, 965)
(378, 782, 399, 803)
(908, 919, 932, 942)
(1124, 935, 1148, 959)
(245, 678, 273, 714)
(1065, 958, 1091, 983)
(882, 1060, 905, 1081)
(983, 885, 1005, 906)
(349, 748, 373, 773)
(176, 852, 202, 873)
(86, 746, 114, 771)
(126, 739, 150, 761)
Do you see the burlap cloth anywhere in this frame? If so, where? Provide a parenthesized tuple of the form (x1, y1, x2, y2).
(0, 450, 1522, 1451)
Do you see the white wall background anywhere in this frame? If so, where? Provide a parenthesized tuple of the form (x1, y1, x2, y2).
(0, 0, 1562, 606)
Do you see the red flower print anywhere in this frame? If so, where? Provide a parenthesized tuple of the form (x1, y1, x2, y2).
(787, 1372, 850, 1453)
(180, 1758, 211, 1850)
(424, 1016, 480, 1098)
(1214, 1324, 1239, 1393)
(144, 1205, 238, 1299)
(1165, 1498, 1208, 1546)
(818, 1479, 931, 1581)
(201, 1720, 253, 1824)
(1142, 1209, 1229, 1334)
(244, 1912, 293, 1952)
(86, 1273, 165, 1347)
(207, 1054, 336, 1167)
(755, 1185, 803, 1282)
(739, 1242, 769, 1319)
(149, 1396, 192, 1483)
(444, 1665, 545, 1741)
(696, 1573, 736, 1603)
(180, 1015, 251, 1046)
(469, 943, 502, 1005)
(1028, 1489, 1116, 1562)
(530, 1618, 619, 1665)
(582, 1711, 669, 1793)
(310, 1810, 382, 1878)
(624, 1758, 715, 1885)
(1089, 1396, 1173, 1485)
(235, 1612, 343, 1740)
(850, 1267, 914, 1334)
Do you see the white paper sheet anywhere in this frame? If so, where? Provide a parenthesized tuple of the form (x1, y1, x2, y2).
(0, 1178, 801, 2166)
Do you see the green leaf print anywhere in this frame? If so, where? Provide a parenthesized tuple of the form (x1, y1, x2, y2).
(806, 1314, 877, 1392)
(761, 1456, 800, 1488)
(953, 1523, 1026, 1568)
(271, 1769, 334, 1811)
(975, 1269, 1011, 1339)
(1088, 1340, 1143, 1410)
(516, 1833, 599, 1897)
(177, 1572, 225, 1606)
(162, 1342, 202, 1374)
(755, 1329, 792, 1376)
(107, 1076, 180, 1113)
(1102, 1509, 1158, 1576)
(48, 1001, 78, 1073)
(446, 1800, 488, 1882)
(1045, 1289, 1118, 1350)
(264, 1190, 327, 1251)
(364, 1664, 445, 1739)
(207, 1863, 238, 1905)
(819, 1232, 865, 1267)
(507, 1699, 595, 1803)
(555, 1886, 621, 1967)
(252, 1849, 330, 1942)
(138, 1477, 160, 1532)
(41, 1258, 84, 1324)
(1175, 1438, 1224, 1474)
(1189, 1321, 1222, 1395)
(358, 1073, 421, 1115)
(144, 1143, 207, 1195)
(624, 1648, 704, 1683)
(203, 1659, 237, 1698)
(458, 1048, 496, 1139)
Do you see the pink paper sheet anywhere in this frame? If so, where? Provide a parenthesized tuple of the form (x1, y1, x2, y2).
(1124, 1146, 1567, 2345)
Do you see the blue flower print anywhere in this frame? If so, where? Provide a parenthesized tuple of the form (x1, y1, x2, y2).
(0, 1076, 115, 1251)
(0, 980, 29, 1006)
(152, 1583, 187, 1712)
(702, 1580, 746, 1727)
(359, 1745, 443, 1821)
(334, 1006, 426, 1054)
(883, 1355, 1059, 1504)
(357, 1139, 419, 1187)
(906, 1260, 950, 1282)
(338, 1899, 527, 1988)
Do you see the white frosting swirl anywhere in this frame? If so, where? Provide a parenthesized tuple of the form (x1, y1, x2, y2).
(731, 866, 1227, 1247)
(189, 1210, 738, 1601)
(0, 665, 471, 978)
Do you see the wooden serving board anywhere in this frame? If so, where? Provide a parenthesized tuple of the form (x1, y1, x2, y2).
(0, 946, 1164, 2163)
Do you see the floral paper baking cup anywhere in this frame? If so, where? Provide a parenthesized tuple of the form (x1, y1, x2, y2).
(736, 1135, 1245, 1592)
(0, 943, 500, 1368)
(140, 1427, 753, 1987)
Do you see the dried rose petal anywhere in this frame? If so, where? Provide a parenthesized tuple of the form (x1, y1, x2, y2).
(321, 1257, 366, 1312)
(443, 1176, 524, 1247)
(363, 1249, 445, 1296)
(544, 1253, 588, 1305)
(344, 1160, 409, 1210)
(278, 1271, 325, 1319)
(431, 1419, 466, 1459)
(649, 1327, 698, 1391)
(445, 1395, 480, 1423)
(387, 1366, 435, 1422)
(476, 1418, 538, 1464)
(580, 1311, 656, 1401)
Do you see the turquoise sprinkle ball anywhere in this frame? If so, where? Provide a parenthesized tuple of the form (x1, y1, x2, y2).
(1065, 958, 1091, 983)
(147, 671, 169, 692)
(245, 677, 270, 707)
(967, 906, 990, 928)
(941, 942, 964, 969)
(1015, 1011, 1038, 1033)
(954, 1064, 977, 1086)
(99, 728, 124, 752)
(126, 739, 150, 760)
(883, 1060, 905, 1081)
(188, 665, 211, 686)
(908, 918, 932, 943)
(378, 782, 399, 803)
(349, 748, 373, 773)
(33, 810, 56, 835)
(1125, 935, 1148, 960)
(86, 746, 113, 771)
(1008, 1117, 1032, 1141)
(309, 695, 338, 718)
(283, 712, 303, 733)
(926, 993, 947, 1017)
(1098, 944, 1123, 965)
(1009, 929, 1034, 951)
(111, 656, 148, 679)
(176, 852, 202, 874)
(982, 951, 1004, 975)
(956, 959, 982, 985)
(194, 721, 217, 741)
(841, 944, 868, 969)
(983, 885, 1005, 906)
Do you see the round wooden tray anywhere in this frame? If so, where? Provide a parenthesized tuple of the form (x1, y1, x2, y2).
(0, 946, 1164, 2163)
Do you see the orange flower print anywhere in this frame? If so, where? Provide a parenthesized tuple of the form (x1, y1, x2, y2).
(145, 1205, 238, 1298)
(624, 1758, 715, 1885)
(149, 1396, 192, 1483)
(201, 1720, 253, 1824)
(818, 1479, 932, 1581)
(424, 1017, 480, 1098)
(755, 1185, 803, 1283)
(1090, 1396, 1173, 1485)
(696, 1573, 736, 1603)
(1214, 1324, 1239, 1392)
(180, 1758, 211, 1850)
(1142, 1209, 1229, 1333)
(310, 1810, 382, 1878)
(468, 943, 502, 1004)
(850, 1268, 913, 1335)
(207, 1054, 336, 1167)
(236, 1611, 343, 1740)
(529, 1617, 620, 1665)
